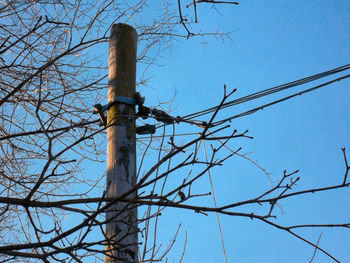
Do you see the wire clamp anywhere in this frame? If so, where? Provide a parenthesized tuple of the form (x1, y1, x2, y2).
(136, 124, 156, 135)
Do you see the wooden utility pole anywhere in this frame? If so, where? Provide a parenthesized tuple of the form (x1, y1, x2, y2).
(105, 23, 138, 263)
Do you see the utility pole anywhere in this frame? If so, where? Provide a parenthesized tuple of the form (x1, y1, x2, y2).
(105, 23, 138, 263)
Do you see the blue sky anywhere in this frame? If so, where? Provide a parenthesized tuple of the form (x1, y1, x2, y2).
(132, 1, 350, 262)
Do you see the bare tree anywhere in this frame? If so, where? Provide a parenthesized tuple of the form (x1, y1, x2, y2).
(0, 1, 349, 262)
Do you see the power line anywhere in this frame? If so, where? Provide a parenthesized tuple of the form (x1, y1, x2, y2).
(181, 63, 350, 121)
(211, 73, 350, 127)
(131, 63, 350, 137)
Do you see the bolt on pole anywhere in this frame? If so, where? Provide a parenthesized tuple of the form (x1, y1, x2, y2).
(105, 23, 138, 263)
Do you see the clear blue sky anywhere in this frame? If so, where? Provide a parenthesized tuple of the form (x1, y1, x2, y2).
(130, 1, 350, 262)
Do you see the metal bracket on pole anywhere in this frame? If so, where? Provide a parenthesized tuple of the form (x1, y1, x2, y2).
(111, 95, 137, 105)
(93, 95, 138, 127)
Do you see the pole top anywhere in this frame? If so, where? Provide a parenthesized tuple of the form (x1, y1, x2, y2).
(110, 23, 137, 37)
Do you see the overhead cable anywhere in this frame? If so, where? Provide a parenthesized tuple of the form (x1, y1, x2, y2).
(211, 73, 350, 127)
(182, 63, 350, 121)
